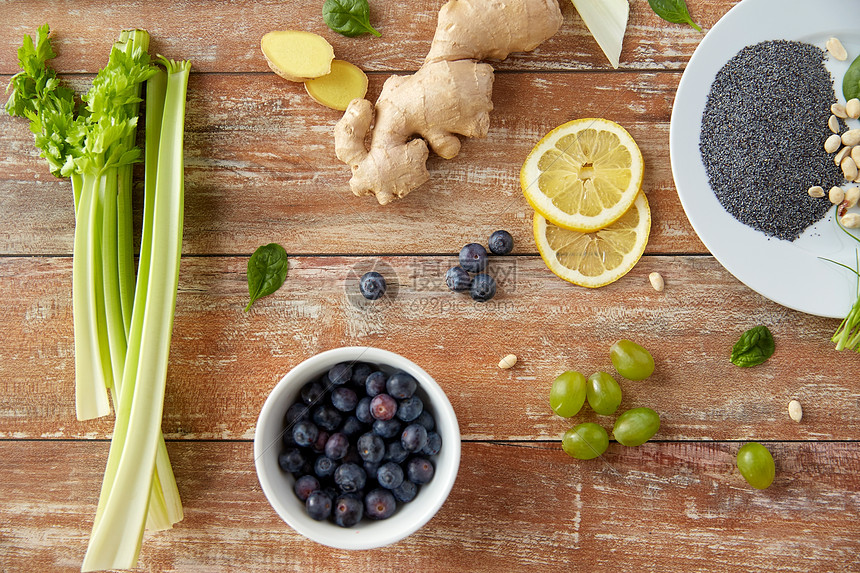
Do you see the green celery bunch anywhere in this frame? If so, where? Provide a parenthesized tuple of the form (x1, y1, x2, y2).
(6, 25, 187, 566)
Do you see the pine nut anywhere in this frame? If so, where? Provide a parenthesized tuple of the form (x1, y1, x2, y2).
(842, 212, 860, 228)
(830, 186, 845, 204)
(845, 187, 860, 209)
(826, 133, 843, 152)
(842, 129, 860, 147)
(829, 115, 841, 133)
(836, 146, 852, 165)
(852, 146, 860, 167)
(649, 272, 664, 292)
(808, 185, 825, 198)
(498, 354, 517, 369)
(842, 156, 859, 180)
(832, 103, 848, 118)
(788, 400, 803, 422)
(827, 37, 848, 61)
(848, 99, 860, 120)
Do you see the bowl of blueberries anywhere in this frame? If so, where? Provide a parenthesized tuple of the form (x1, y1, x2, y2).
(254, 347, 461, 549)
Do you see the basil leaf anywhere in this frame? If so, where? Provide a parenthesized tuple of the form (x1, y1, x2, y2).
(322, 0, 381, 38)
(647, 0, 702, 32)
(843, 53, 860, 102)
(245, 243, 289, 312)
(731, 325, 775, 368)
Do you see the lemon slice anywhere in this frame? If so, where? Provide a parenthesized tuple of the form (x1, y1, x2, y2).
(534, 192, 651, 288)
(521, 118, 644, 232)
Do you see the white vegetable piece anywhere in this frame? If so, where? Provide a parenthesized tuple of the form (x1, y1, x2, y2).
(570, 0, 629, 69)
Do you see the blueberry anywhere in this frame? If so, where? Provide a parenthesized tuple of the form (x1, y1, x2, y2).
(334, 463, 366, 493)
(370, 394, 397, 421)
(294, 474, 320, 501)
(363, 460, 381, 478)
(488, 230, 514, 255)
(376, 462, 404, 490)
(386, 372, 417, 399)
(312, 430, 329, 453)
(372, 418, 402, 439)
(340, 415, 365, 438)
(401, 424, 428, 452)
(392, 480, 418, 503)
(324, 432, 350, 460)
(314, 456, 338, 479)
(445, 266, 472, 292)
(359, 271, 387, 300)
(414, 410, 436, 432)
(470, 273, 496, 302)
(384, 441, 409, 464)
(327, 362, 352, 386)
(305, 490, 332, 521)
(331, 387, 358, 412)
(313, 405, 343, 432)
(396, 395, 423, 422)
(278, 448, 305, 473)
(292, 421, 319, 448)
(357, 432, 385, 463)
(350, 363, 373, 386)
(365, 488, 397, 520)
(355, 397, 374, 423)
(421, 431, 442, 456)
(300, 380, 326, 405)
(281, 428, 297, 447)
(407, 456, 435, 484)
(284, 402, 309, 426)
(365, 371, 387, 397)
(333, 494, 364, 527)
(459, 243, 488, 273)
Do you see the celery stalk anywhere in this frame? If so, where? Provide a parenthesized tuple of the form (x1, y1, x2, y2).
(100, 168, 128, 388)
(82, 58, 190, 572)
(73, 174, 111, 420)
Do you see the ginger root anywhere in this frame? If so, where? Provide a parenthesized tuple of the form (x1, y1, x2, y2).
(305, 60, 369, 111)
(261, 30, 334, 82)
(334, 0, 563, 204)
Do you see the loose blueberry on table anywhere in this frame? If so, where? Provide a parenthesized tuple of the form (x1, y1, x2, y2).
(359, 271, 387, 300)
(278, 363, 441, 526)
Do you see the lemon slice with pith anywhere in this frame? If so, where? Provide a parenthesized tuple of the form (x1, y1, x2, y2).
(534, 191, 651, 288)
(521, 118, 644, 232)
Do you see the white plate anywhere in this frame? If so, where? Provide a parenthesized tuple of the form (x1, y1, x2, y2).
(670, 0, 860, 318)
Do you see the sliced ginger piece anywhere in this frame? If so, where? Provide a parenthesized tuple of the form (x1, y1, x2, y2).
(305, 60, 368, 111)
(261, 30, 334, 82)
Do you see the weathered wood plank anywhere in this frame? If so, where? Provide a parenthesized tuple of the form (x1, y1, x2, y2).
(1, 255, 856, 441)
(0, 71, 704, 256)
(0, 0, 733, 74)
(1, 440, 857, 572)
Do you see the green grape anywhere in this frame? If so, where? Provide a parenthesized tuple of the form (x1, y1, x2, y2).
(586, 371, 623, 415)
(562, 423, 609, 460)
(610, 339, 655, 380)
(736, 442, 775, 489)
(549, 370, 586, 417)
(612, 407, 660, 446)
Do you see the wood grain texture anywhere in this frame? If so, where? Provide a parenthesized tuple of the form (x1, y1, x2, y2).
(0, 71, 703, 256)
(1, 255, 857, 441)
(1, 440, 857, 573)
(0, 0, 734, 74)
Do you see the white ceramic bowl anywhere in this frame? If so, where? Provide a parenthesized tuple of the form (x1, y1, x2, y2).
(254, 347, 461, 550)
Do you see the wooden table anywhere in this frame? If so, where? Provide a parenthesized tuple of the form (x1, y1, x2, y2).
(1, 1, 858, 571)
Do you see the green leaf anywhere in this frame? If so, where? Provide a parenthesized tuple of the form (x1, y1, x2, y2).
(731, 325, 775, 367)
(245, 243, 289, 311)
(843, 53, 860, 102)
(647, 0, 702, 32)
(323, 0, 381, 38)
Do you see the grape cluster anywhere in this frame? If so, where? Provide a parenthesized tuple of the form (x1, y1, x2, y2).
(278, 362, 440, 526)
